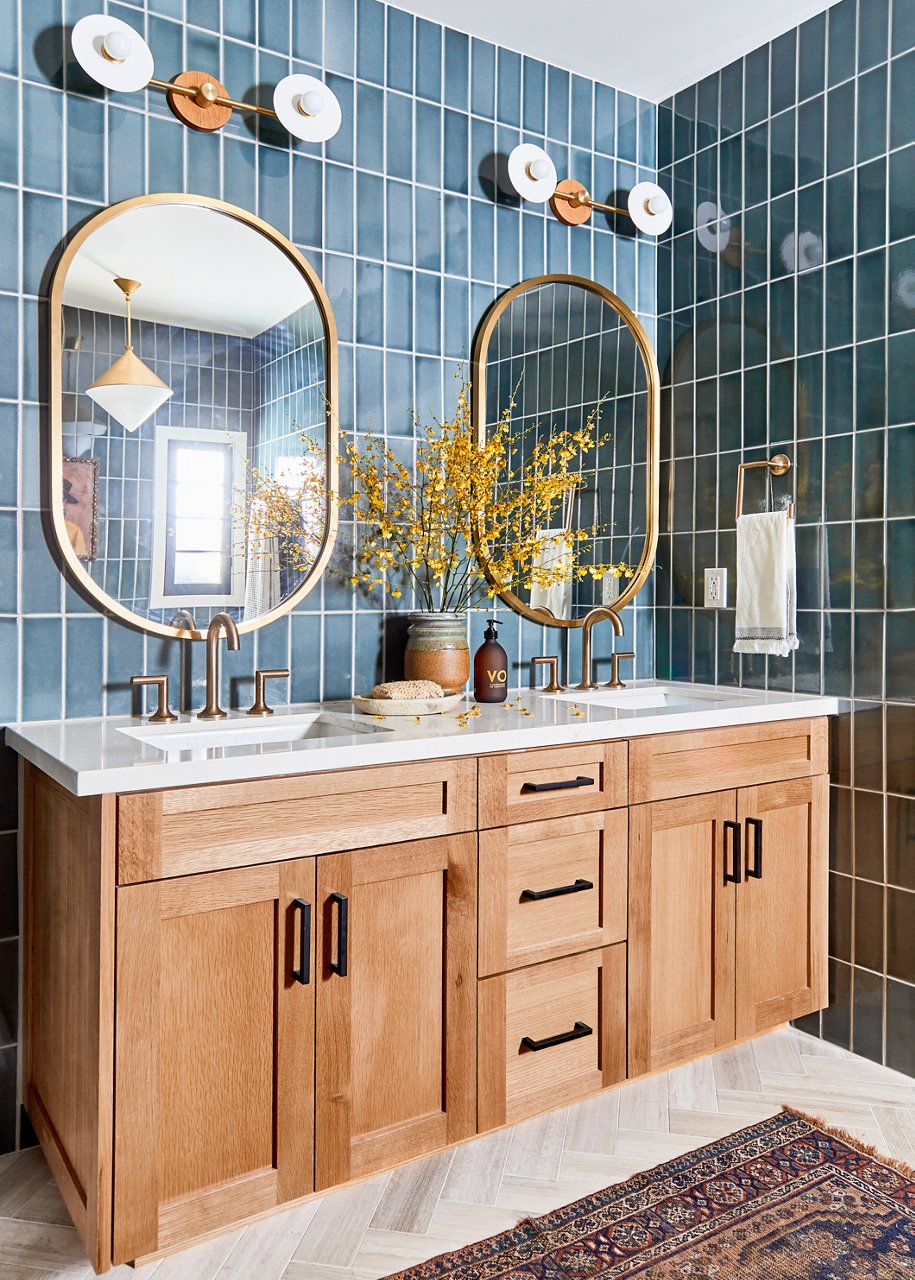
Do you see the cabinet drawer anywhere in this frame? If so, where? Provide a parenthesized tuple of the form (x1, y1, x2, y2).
(479, 811, 627, 976)
(478, 945, 626, 1130)
(117, 758, 477, 883)
(628, 719, 828, 804)
(479, 742, 627, 828)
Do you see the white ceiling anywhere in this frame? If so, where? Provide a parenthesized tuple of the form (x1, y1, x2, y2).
(63, 204, 313, 337)
(395, 0, 840, 102)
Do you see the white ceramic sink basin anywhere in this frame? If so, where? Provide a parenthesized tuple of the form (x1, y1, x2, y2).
(119, 711, 392, 755)
(555, 684, 736, 711)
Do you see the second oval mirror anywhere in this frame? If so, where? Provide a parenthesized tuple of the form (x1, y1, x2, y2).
(49, 194, 338, 640)
(471, 275, 659, 627)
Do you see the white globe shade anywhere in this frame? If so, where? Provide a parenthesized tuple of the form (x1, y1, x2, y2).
(297, 89, 325, 117)
(102, 29, 132, 62)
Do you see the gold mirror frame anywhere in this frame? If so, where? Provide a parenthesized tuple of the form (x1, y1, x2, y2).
(470, 273, 660, 629)
(48, 192, 339, 642)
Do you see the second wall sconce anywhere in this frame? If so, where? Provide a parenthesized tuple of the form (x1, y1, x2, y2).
(507, 143, 673, 236)
(71, 14, 342, 142)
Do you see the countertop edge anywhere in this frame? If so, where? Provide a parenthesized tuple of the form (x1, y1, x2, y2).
(6, 691, 840, 797)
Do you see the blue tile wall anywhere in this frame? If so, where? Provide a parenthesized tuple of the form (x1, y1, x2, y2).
(656, 0, 914, 1072)
(0, 0, 658, 1150)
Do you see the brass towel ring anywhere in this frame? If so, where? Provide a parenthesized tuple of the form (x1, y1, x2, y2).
(735, 454, 794, 522)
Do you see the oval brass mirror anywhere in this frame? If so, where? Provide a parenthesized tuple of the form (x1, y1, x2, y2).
(471, 274, 659, 627)
(49, 193, 337, 640)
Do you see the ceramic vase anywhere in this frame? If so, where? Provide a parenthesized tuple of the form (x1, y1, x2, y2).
(404, 612, 470, 694)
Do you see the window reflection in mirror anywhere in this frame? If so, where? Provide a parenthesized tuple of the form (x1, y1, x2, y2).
(53, 197, 335, 636)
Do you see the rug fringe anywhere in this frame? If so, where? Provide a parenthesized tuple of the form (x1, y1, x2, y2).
(782, 1105, 915, 1180)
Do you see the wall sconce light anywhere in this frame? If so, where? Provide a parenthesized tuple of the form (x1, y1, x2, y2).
(506, 144, 673, 236)
(71, 14, 342, 142)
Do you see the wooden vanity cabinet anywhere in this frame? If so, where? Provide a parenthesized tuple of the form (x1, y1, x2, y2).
(20, 719, 832, 1273)
(313, 834, 477, 1190)
(113, 859, 317, 1262)
(627, 772, 829, 1078)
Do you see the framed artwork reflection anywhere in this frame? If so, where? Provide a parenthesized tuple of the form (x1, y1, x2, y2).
(62, 457, 99, 561)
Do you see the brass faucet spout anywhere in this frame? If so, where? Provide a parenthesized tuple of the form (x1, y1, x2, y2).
(576, 607, 623, 692)
(198, 612, 241, 720)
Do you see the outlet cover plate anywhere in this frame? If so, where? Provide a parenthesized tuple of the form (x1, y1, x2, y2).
(704, 567, 727, 608)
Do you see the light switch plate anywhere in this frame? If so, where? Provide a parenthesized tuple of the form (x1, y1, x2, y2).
(704, 567, 727, 608)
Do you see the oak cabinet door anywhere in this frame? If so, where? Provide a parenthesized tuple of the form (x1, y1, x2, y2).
(628, 792, 738, 1077)
(736, 775, 829, 1038)
(314, 834, 477, 1191)
(113, 861, 316, 1263)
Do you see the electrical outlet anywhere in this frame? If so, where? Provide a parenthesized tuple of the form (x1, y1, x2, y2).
(704, 567, 727, 608)
(602, 573, 620, 607)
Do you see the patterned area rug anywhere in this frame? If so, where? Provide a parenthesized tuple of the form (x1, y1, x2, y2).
(394, 1109, 915, 1278)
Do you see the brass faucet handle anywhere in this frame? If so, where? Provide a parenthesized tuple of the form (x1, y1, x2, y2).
(531, 655, 564, 694)
(247, 668, 290, 716)
(131, 674, 178, 724)
(606, 652, 636, 690)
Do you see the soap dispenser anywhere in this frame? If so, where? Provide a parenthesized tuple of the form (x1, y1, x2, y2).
(474, 618, 508, 703)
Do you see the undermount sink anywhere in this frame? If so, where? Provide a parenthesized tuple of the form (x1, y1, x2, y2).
(555, 685, 731, 711)
(119, 711, 391, 755)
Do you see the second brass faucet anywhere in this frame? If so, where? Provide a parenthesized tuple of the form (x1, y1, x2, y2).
(199, 612, 240, 720)
(576, 607, 624, 691)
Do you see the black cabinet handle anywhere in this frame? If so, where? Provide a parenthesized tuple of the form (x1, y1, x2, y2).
(745, 817, 763, 879)
(291, 898, 311, 985)
(723, 820, 742, 884)
(521, 775, 595, 793)
(330, 892, 348, 977)
(521, 1021, 593, 1052)
(520, 878, 594, 902)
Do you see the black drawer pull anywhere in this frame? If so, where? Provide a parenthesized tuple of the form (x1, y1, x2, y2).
(291, 898, 311, 985)
(746, 817, 763, 879)
(723, 820, 742, 884)
(520, 878, 594, 902)
(521, 1021, 593, 1053)
(521, 775, 595, 793)
(330, 892, 348, 977)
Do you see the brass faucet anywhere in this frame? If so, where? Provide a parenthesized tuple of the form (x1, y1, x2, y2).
(198, 612, 240, 720)
(576, 607, 623, 691)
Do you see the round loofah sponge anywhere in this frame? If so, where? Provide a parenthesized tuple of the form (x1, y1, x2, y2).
(371, 680, 444, 700)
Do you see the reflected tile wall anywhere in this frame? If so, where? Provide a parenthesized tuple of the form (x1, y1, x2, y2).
(656, 0, 914, 1070)
(0, 0, 658, 1149)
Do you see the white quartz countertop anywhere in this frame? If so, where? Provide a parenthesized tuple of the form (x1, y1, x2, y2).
(5, 682, 838, 797)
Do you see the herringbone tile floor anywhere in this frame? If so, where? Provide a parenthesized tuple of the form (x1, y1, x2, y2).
(1, 1027, 913, 1280)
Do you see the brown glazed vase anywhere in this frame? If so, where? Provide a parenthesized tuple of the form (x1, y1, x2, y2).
(403, 612, 470, 694)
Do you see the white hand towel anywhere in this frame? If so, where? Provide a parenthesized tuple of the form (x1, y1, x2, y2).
(529, 529, 573, 619)
(733, 510, 799, 657)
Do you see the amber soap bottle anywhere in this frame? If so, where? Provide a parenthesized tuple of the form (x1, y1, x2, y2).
(474, 618, 508, 703)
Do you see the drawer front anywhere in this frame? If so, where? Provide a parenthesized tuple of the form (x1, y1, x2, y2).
(479, 810, 627, 976)
(479, 742, 627, 828)
(117, 758, 477, 883)
(629, 718, 828, 804)
(478, 945, 626, 1130)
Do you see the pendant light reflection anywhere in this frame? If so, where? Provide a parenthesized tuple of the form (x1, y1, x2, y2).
(86, 278, 172, 433)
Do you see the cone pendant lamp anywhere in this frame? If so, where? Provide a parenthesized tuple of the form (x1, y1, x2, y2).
(87, 277, 172, 432)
